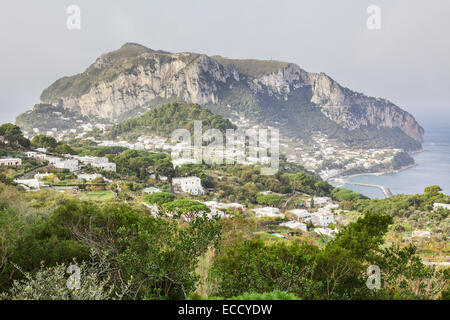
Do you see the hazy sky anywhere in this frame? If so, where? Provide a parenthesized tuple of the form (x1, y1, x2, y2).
(1, 0, 449, 128)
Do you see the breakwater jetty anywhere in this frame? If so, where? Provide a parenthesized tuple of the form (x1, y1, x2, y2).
(332, 178, 393, 198)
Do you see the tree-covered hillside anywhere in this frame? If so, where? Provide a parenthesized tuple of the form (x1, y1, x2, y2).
(106, 102, 236, 140)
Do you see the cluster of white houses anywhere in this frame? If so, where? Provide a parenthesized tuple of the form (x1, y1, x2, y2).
(72, 155, 116, 172)
(172, 176, 204, 195)
(251, 196, 340, 236)
(200, 201, 245, 219)
(22, 151, 116, 173)
(13, 172, 111, 192)
(433, 202, 450, 211)
(1, 150, 117, 191)
(23, 151, 79, 172)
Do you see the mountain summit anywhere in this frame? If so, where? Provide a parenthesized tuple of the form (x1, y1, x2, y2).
(22, 43, 423, 150)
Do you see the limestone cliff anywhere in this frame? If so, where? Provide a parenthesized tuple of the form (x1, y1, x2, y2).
(29, 42, 424, 148)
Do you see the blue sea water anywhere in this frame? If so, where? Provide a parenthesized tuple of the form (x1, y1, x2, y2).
(341, 126, 450, 199)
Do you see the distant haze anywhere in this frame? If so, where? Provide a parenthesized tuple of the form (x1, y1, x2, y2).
(1, 0, 449, 128)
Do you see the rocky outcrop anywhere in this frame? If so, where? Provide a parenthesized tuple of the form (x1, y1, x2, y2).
(37, 42, 424, 143)
(41, 48, 238, 118)
(249, 63, 310, 97)
(249, 65, 423, 142)
(305, 72, 424, 142)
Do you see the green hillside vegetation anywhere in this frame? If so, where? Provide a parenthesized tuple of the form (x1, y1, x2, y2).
(106, 102, 236, 140)
(207, 81, 421, 150)
(353, 186, 450, 217)
(112, 149, 168, 179)
(0, 182, 447, 300)
(0, 123, 30, 152)
(336, 186, 450, 263)
(351, 186, 450, 237)
(31, 134, 75, 155)
(15, 104, 92, 132)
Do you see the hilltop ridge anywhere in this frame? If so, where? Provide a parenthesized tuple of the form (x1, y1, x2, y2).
(17, 43, 423, 151)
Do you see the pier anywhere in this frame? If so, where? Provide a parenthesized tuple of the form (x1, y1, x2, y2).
(332, 178, 393, 198)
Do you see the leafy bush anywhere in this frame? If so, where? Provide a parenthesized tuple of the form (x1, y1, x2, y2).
(1, 251, 124, 300)
(144, 192, 175, 206)
(256, 194, 284, 207)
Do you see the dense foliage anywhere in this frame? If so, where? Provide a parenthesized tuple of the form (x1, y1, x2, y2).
(0, 123, 30, 149)
(211, 212, 447, 300)
(113, 149, 167, 179)
(0, 188, 222, 299)
(0, 181, 448, 300)
(144, 192, 176, 206)
(106, 102, 236, 140)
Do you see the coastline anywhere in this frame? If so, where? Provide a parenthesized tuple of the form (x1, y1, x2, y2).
(328, 154, 423, 198)
(340, 162, 418, 180)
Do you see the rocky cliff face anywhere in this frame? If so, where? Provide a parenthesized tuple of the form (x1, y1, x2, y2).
(305, 72, 424, 142)
(36, 42, 424, 145)
(40, 45, 239, 119)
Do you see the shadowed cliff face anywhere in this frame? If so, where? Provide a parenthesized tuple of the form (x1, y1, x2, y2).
(36, 42, 423, 145)
(306, 72, 424, 142)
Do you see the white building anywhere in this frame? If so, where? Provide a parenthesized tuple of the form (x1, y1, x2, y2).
(312, 211, 336, 227)
(412, 230, 431, 239)
(14, 179, 40, 190)
(143, 187, 162, 194)
(172, 176, 204, 195)
(290, 210, 314, 222)
(201, 201, 245, 218)
(433, 203, 450, 211)
(312, 197, 332, 208)
(55, 159, 79, 172)
(76, 173, 103, 182)
(252, 207, 284, 218)
(314, 228, 339, 237)
(34, 173, 50, 179)
(200, 202, 229, 219)
(219, 202, 245, 211)
(95, 162, 116, 172)
(77, 156, 116, 172)
(29, 153, 47, 161)
(45, 156, 61, 165)
(287, 209, 310, 220)
(0, 158, 22, 167)
(280, 221, 307, 231)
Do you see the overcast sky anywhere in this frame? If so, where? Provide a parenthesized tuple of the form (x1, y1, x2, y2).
(1, 0, 449, 128)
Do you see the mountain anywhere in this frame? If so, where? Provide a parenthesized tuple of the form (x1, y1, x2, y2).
(18, 42, 424, 150)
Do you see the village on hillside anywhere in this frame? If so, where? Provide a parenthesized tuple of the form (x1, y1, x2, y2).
(1, 137, 446, 246)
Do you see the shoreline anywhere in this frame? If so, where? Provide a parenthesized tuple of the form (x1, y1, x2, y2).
(340, 163, 418, 180)
(328, 159, 422, 198)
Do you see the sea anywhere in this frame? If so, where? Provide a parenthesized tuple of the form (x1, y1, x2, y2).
(337, 125, 450, 199)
